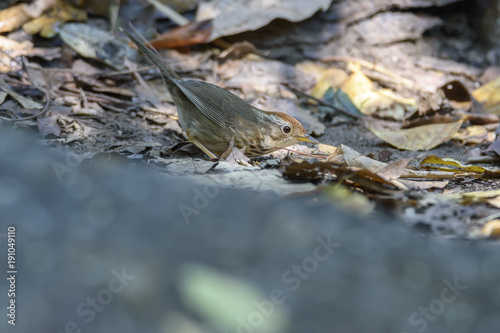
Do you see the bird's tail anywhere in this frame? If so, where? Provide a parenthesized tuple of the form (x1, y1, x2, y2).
(120, 27, 180, 81)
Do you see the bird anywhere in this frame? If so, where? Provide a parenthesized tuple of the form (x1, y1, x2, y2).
(121, 28, 318, 159)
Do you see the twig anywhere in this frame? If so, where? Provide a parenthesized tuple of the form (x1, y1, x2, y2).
(57, 88, 178, 118)
(97, 66, 156, 77)
(146, 0, 189, 25)
(277, 146, 328, 158)
(2, 92, 50, 122)
(475, 212, 500, 225)
(284, 83, 361, 120)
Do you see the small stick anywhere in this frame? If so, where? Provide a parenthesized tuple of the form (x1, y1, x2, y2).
(284, 83, 361, 120)
(277, 146, 328, 158)
(2, 91, 50, 122)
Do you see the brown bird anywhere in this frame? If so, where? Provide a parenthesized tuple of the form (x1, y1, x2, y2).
(121, 28, 318, 158)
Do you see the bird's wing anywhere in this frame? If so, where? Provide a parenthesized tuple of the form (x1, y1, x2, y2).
(175, 79, 260, 129)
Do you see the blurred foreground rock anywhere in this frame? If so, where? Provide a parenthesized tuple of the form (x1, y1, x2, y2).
(0, 130, 499, 333)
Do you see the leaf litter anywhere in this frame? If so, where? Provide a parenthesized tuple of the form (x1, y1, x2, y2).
(1, 0, 500, 238)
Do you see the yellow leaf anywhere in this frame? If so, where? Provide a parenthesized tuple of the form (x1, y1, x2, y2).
(445, 189, 500, 207)
(452, 125, 491, 144)
(310, 68, 349, 99)
(340, 63, 418, 119)
(472, 75, 500, 113)
(369, 119, 463, 151)
(420, 155, 489, 173)
(318, 143, 339, 156)
(480, 219, 500, 238)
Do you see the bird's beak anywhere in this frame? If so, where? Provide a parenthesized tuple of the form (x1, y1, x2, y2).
(296, 133, 319, 145)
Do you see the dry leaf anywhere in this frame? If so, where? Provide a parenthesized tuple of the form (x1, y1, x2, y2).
(472, 74, 500, 114)
(341, 63, 417, 120)
(318, 143, 338, 156)
(0, 91, 7, 105)
(310, 68, 349, 99)
(480, 219, 500, 238)
(446, 189, 500, 208)
(369, 119, 463, 151)
(0, 77, 43, 109)
(376, 158, 413, 180)
(60, 23, 135, 70)
(419, 155, 499, 174)
(23, 3, 87, 38)
(452, 125, 495, 145)
(339, 145, 473, 179)
(37, 112, 61, 137)
(218, 41, 257, 62)
(220, 138, 250, 166)
(197, 0, 333, 41)
(397, 179, 448, 191)
(149, 20, 213, 49)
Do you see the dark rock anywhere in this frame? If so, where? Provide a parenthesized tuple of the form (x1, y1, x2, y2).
(0, 130, 499, 333)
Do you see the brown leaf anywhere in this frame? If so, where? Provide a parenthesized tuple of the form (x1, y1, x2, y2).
(37, 112, 61, 137)
(369, 119, 463, 151)
(149, 20, 213, 49)
(218, 41, 257, 62)
(0, 4, 30, 33)
(197, 0, 333, 41)
(0, 77, 43, 109)
(452, 125, 494, 145)
(397, 179, 448, 191)
(220, 138, 250, 166)
(376, 158, 413, 180)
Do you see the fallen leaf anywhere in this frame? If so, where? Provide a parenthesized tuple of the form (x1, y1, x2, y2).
(472, 74, 500, 114)
(0, 77, 43, 109)
(22, 3, 86, 38)
(220, 138, 250, 166)
(420, 156, 491, 173)
(60, 23, 135, 70)
(376, 158, 413, 180)
(353, 12, 442, 45)
(310, 68, 349, 99)
(318, 143, 338, 156)
(0, 91, 7, 105)
(149, 19, 213, 49)
(339, 145, 474, 179)
(218, 41, 257, 62)
(369, 119, 463, 151)
(341, 63, 417, 120)
(446, 189, 500, 208)
(452, 125, 494, 145)
(480, 219, 500, 238)
(397, 179, 448, 191)
(197, 0, 333, 41)
(37, 112, 61, 137)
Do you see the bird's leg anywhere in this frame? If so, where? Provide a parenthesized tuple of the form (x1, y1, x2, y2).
(186, 129, 219, 160)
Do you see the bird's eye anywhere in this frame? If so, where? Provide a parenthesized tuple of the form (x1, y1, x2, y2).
(282, 126, 291, 134)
